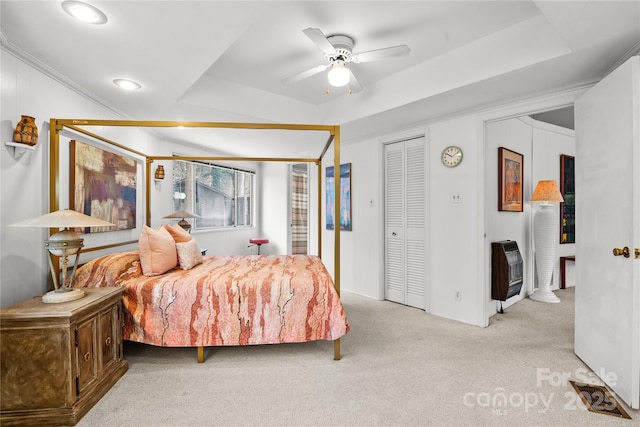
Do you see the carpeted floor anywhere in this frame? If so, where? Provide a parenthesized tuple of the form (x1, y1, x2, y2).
(78, 288, 637, 426)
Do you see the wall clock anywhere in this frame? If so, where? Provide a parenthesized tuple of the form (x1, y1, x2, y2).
(441, 145, 463, 167)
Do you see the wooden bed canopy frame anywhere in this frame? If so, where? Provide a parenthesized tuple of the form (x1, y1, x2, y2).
(48, 118, 343, 360)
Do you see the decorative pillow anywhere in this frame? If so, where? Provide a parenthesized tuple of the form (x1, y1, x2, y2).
(138, 225, 178, 276)
(176, 239, 203, 270)
(164, 223, 192, 243)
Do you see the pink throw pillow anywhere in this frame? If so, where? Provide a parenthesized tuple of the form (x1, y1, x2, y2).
(138, 225, 178, 276)
(164, 223, 192, 243)
(176, 239, 203, 270)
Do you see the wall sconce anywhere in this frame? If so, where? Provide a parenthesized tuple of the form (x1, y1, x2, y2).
(155, 165, 165, 181)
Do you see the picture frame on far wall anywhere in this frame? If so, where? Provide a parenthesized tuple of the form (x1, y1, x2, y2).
(326, 163, 352, 231)
(70, 139, 138, 233)
(560, 154, 575, 243)
(498, 147, 523, 212)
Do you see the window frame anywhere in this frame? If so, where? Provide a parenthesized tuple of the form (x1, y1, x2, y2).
(172, 159, 255, 231)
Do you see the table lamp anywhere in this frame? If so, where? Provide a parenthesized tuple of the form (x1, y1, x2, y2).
(530, 180, 564, 303)
(10, 209, 114, 303)
(163, 210, 197, 233)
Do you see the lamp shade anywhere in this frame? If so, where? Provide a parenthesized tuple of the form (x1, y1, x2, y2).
(327, 63, 350, 87)
(531, 180, 564, 203)
(162, 210, 197, 219)
(10, 209, 115, 228)
(163, 210, 198, 233)
(9, 209, 114, 303)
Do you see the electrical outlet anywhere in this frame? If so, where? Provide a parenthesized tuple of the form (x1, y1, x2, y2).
(454, 290, 462, 301)
(451, 193, 462, 203)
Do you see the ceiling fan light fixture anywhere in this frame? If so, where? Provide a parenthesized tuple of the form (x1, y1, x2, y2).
(61, 1, 107, 25)
(327, 63, 350, 87)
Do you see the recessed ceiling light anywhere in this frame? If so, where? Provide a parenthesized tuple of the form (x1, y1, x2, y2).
(113, 79, 142, 90)
(62, 1, 108, 25)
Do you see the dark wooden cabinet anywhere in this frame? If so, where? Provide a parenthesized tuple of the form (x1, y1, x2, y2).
(491, 240, 524, 301)
(1, 287, 128, 426)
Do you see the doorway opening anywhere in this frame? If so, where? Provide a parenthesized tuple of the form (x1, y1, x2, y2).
(485, 105, 576, 314)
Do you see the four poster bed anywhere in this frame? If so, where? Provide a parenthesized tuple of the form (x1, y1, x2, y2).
(48, 119, 348, 363)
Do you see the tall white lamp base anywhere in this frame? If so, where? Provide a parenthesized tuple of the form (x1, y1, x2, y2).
(531, 203, 561, 304)
(529, 288, 560, 303)
(42, 288, 85, 304)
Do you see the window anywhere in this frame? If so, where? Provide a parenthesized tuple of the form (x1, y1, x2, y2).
(172, 160, 254, 230)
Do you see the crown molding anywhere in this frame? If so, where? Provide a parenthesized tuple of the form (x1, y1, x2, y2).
(604, 41, 640, 78)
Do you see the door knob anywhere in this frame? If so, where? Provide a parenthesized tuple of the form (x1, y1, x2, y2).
(392, 232, 397, 237)
(612, 246, 630, 258)
(636, 248, 640, 259)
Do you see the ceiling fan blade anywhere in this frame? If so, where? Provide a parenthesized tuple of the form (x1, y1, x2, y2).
(352, 45, 410, 63)
(348, 69, 362, 93)
(303, 28, 336, 55)
(281, 64, 330, 85)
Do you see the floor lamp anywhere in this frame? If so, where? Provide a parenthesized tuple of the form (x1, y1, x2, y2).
(530, 180, 564, 303)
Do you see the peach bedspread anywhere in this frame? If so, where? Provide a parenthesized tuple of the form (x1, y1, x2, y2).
(73, 252, 349, 347)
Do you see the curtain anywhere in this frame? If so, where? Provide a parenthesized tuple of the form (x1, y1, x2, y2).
(291, 167, 308, 255)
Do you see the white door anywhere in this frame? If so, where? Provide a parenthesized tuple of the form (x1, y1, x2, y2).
(574, 55, 639, 409)
(384, 137, 426, 309)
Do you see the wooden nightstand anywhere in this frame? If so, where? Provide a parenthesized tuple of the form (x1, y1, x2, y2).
(1, 287, 128, 426)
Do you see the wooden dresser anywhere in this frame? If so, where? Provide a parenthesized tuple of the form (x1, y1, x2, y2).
(1, 287, 128, 426)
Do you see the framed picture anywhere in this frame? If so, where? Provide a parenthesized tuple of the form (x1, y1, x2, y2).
(560, 154, 575, 243)
(498, 147, 523, 212)
(70, 140, 137, 233)
(326, 163, 352, 231)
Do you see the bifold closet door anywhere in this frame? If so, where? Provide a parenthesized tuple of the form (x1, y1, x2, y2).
(384, 137, 426, 309)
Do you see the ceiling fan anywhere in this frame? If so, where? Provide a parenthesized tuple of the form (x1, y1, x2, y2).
(282, 28, 410, 93)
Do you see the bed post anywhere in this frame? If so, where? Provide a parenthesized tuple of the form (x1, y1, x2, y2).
(317, 159, 322, 257)
(145, 158, 152, 227)
(333, 125, 341, 361)
(197, 346, 204, 363)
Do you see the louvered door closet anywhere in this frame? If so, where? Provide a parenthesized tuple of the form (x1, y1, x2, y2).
(384, 137, 426, 309)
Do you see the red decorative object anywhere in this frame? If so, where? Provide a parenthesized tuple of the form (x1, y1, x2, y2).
(249, 238, 269, 254)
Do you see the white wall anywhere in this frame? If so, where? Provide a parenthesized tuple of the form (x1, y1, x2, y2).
(259, 162, 289, 255)
(320, 141, 383, 298)
(428, 116, 481, 324)
(319, 116, 485, 326)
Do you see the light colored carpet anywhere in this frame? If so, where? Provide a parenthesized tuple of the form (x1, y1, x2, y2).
(78, 288, 637, 426)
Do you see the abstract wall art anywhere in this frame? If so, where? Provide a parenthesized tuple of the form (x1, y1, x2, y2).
(326, 163, 352, 231)
(70, 140, 137, 233)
